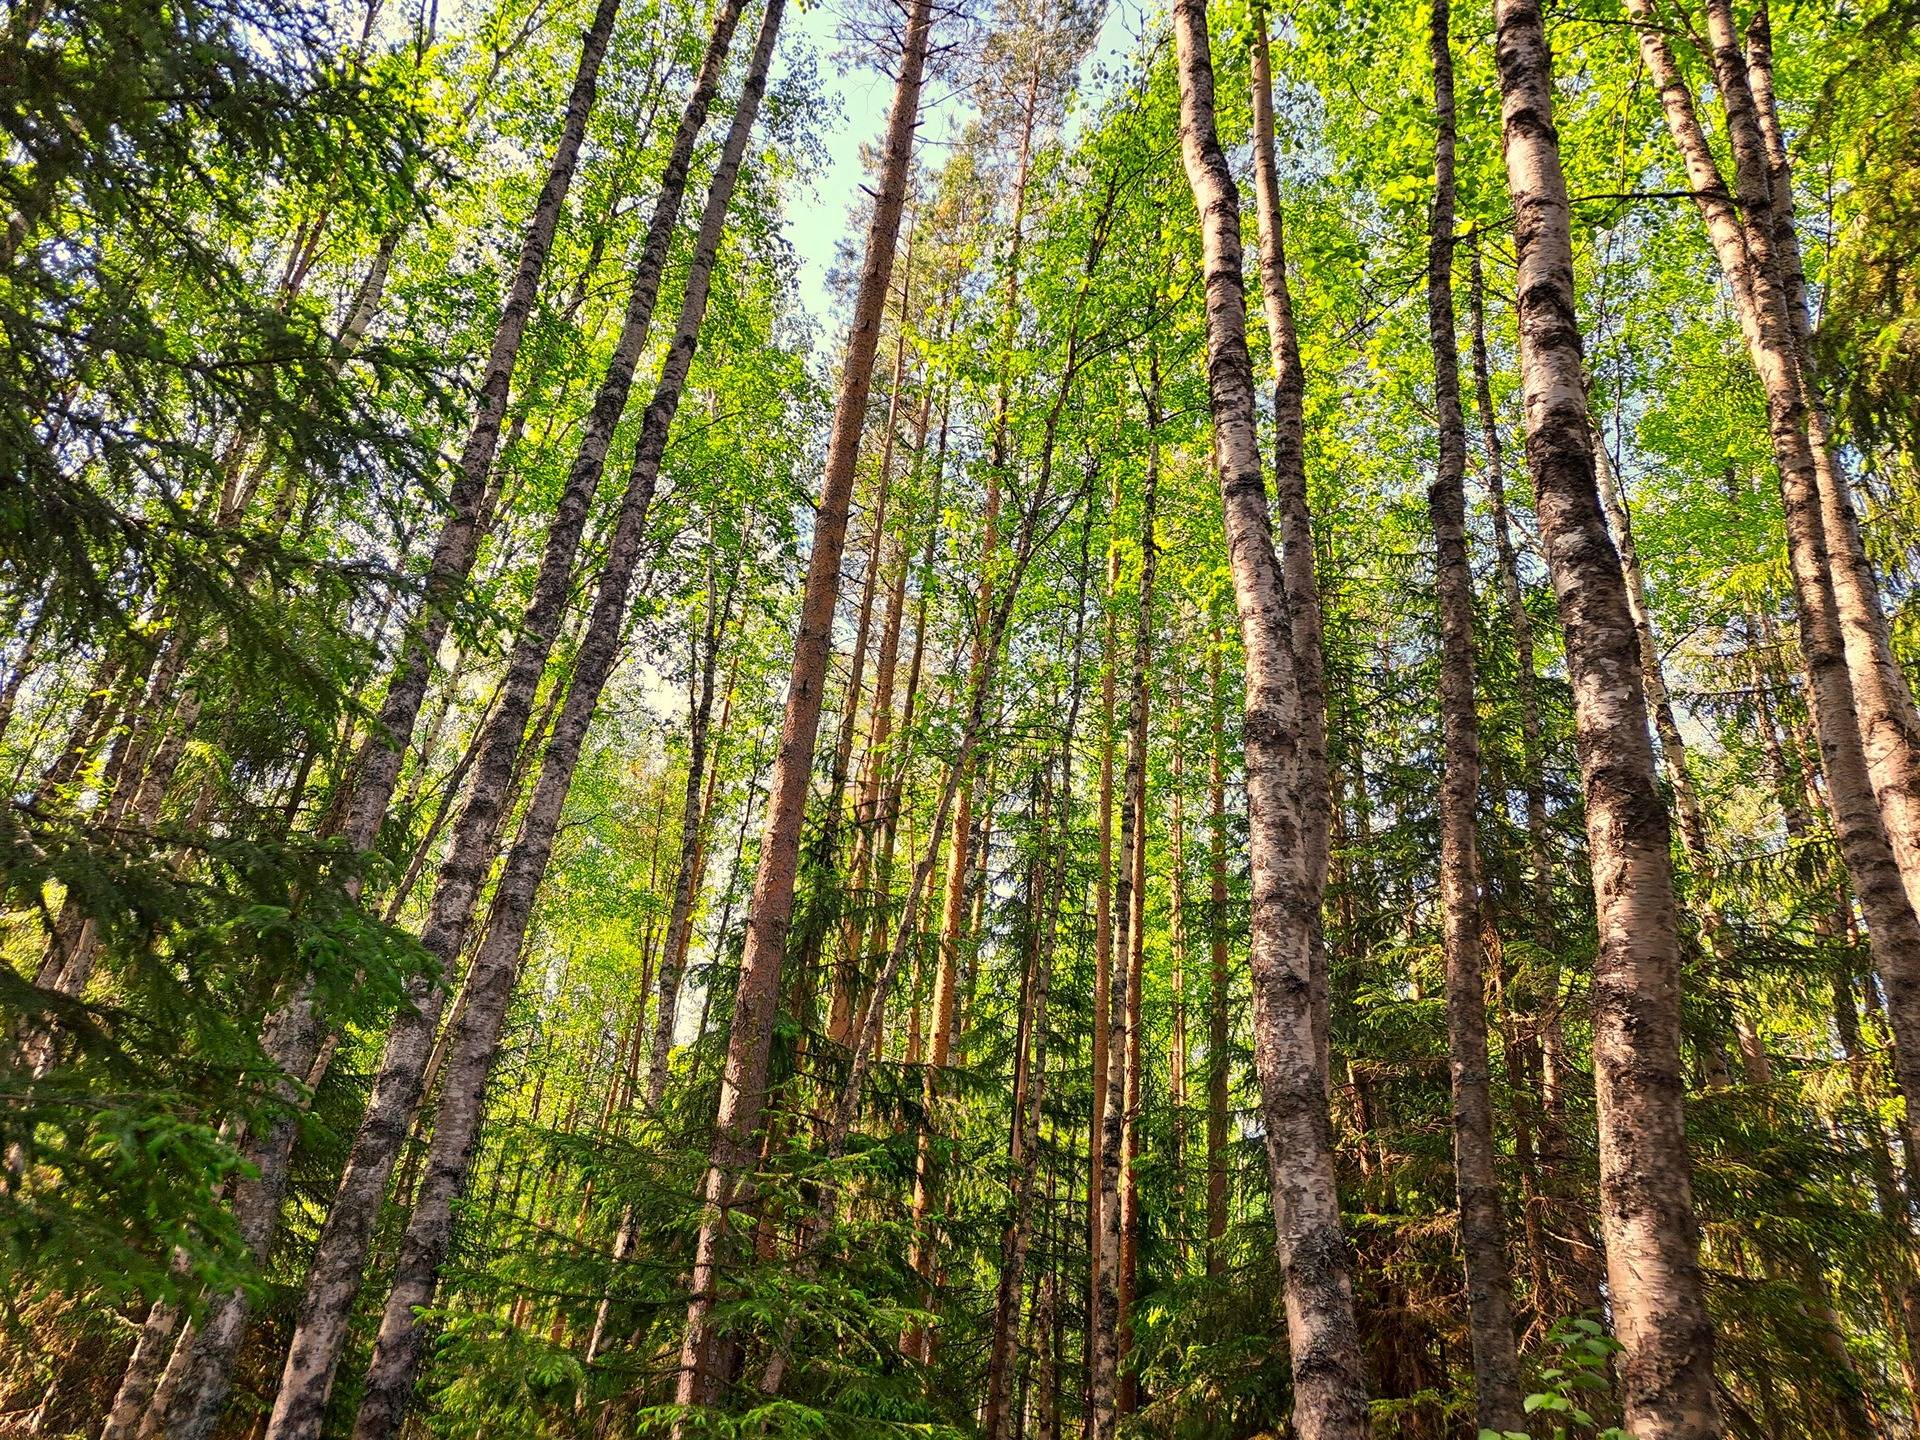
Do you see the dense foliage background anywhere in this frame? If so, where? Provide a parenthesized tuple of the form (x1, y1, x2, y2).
(3, 0, 1919, 1432)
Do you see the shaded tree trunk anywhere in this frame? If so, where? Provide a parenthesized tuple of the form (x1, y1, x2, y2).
(1424, 0, 1524, 1425)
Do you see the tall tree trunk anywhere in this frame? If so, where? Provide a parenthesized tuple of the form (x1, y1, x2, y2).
(644, 559, 739, 1109)
(254, 5, 752, 1434)
(833, 306, 921, 1045)
(1424, 0, 1524, 1425)
(340, 0, 626, 867)
(1095, 394, 1157, 1433)
(343, 9, 785, 1436)
(1168, 668, 1190, 1270)
(841, 385, 927, 1032)
(1592, 433, 1770, 1084)
(673, 0, 934, 1406)
(1490, 0, 1719, 1432)
(1087, 463, 1121, 1366)
(905, 102, 1035, 1344)
(1725, 0, 1920, 925)
(1467, 251, 1600, 1316)
(983, 781, 1060, 1440)
(1205, 632, 1231, 1276)
(1467, 246, 1554, 971)
(1173, 2, 1370, 1435)
(1624, 0, 1920, 1167)
(824, 406, 900, 1047)
(1249, 7, 1333, 1085)
(986, 509, 1094, 1440)
(754, 384, 1080, 1395)
(1117, 373, 1159, 1418)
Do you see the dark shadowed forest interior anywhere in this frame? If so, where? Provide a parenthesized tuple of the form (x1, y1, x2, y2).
(4, 0, 1920, 1432)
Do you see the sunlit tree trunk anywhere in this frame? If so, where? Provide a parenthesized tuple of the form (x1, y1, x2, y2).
(1174, 1, 1369, 1434)
(755, 358, 1078, 1392)
(645, 552, 741, 1108)
(1205, 632, 1232, 1276)
(674, 0, 934, 1406)
(1721, 0, 1920, 926)
(252, 4, 754, 1434)
(1100, 389, 1157, 1429)
(1491, 0, 1719, 1431)
(1591, 432, 1770, 1084)
(1249, 7, 1332, 1083)
(1087, 464, 1120, 1365)
(1466, 250, 1602, 1319)
(983, 778, 1061, 1440)
(1624, 0, 1920, 1168)
(907, 84, 1041, 1355)
(986, 499, 1094, 1438)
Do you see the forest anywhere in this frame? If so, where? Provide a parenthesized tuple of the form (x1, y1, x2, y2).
(3, 0, 1919, 1429)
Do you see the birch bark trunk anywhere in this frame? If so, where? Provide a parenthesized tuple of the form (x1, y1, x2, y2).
(1249, 9, 1333, 1084)
(1174, 1, 1369, 1433)
(644, 559, 740, 1109)
(1492, 0, 1719, 1430)
(254, 5, 752, 1434)
(344, 7, 786, 1434)
(1624, 0, 1920, 1165)
(1204, 634, 1231, 1276)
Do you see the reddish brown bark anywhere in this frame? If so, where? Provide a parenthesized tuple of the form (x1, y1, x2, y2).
(673, 0, 934, 1406)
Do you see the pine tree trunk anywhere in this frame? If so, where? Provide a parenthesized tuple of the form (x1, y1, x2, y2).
(987, 504, 1094, 1439)
(1467, 251, 1600, 1315)
(841, 388, 923, 1024)
(825, 417, 900, 1046)
(673, 0, 933, 1407)
(755, 396, 1074, 1393)
(906, 132, 1027, 1338)
(1173, 2, 1370, 1434)
(1491, 0, 1719, 1431)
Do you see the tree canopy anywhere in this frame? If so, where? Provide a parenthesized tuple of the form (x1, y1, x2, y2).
(4, 0, 1920, 1433)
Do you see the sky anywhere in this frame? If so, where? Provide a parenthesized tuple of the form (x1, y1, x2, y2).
(769, 0, 1149, 338)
